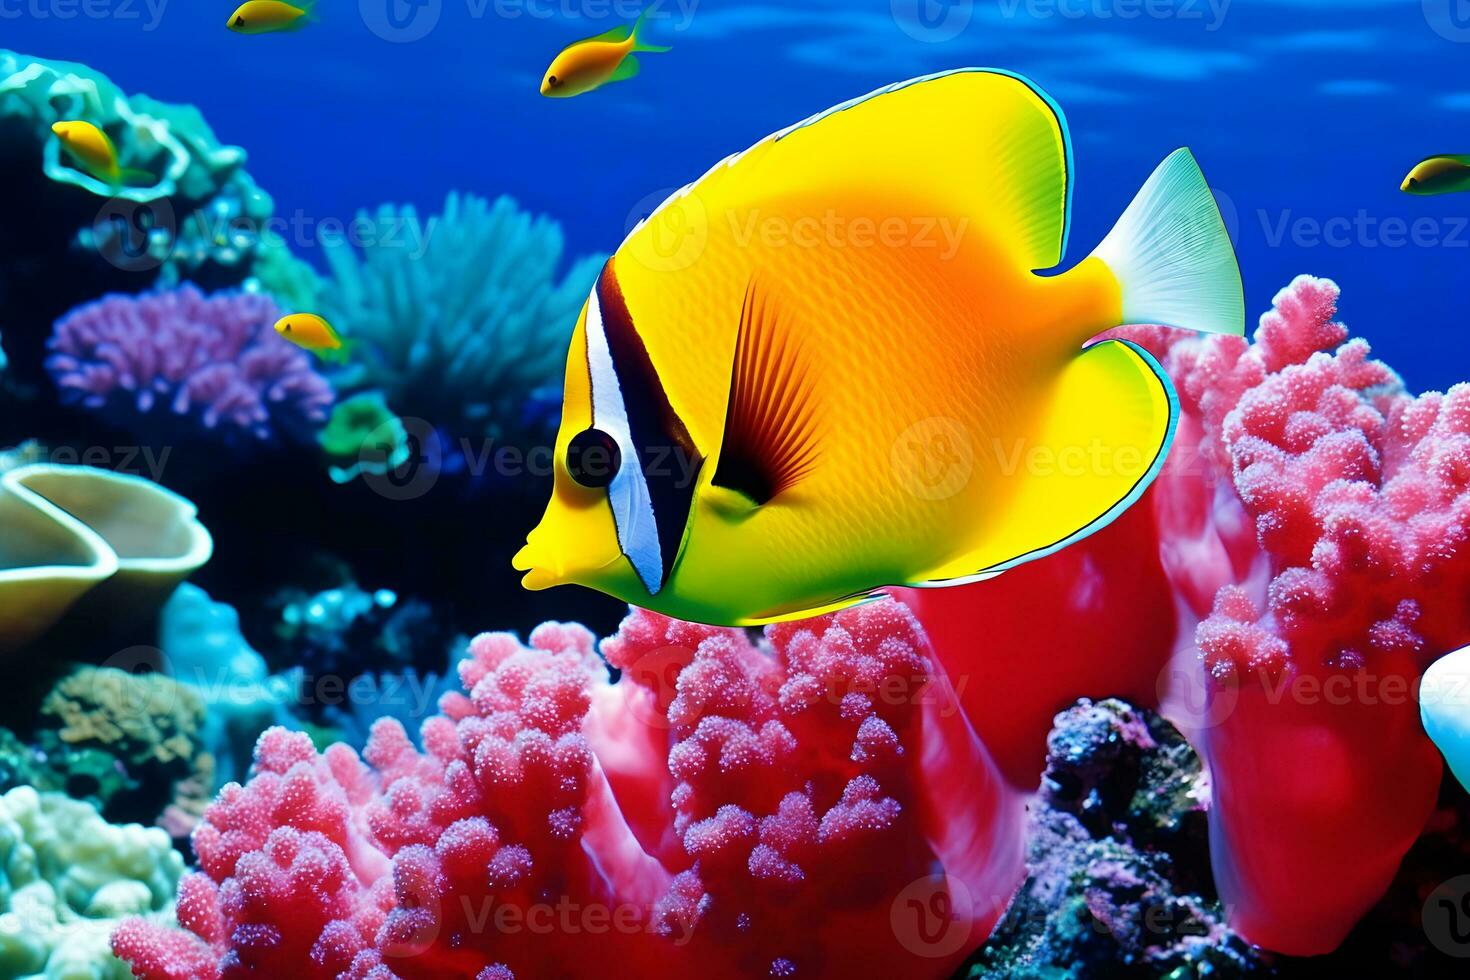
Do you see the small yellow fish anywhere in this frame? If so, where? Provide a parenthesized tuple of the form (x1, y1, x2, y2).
(1401, 155, 1470, 196)
(274, 314, 348, 361)
(227, 0, 313, 34)
(513, 69, 1244, 627)
(51, 121, 151, 188)
(541, 5, 671, 98)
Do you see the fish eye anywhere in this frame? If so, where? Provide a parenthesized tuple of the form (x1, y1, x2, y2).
(548, 75, 559, 86)
(566, 428, 621, 489)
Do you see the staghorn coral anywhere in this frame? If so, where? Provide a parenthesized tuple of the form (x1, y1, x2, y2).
(47, 285, 335, 447)
(0, 785, 182, 979)
(113, 600, 1021, 979)
(319, 192, 603, 446)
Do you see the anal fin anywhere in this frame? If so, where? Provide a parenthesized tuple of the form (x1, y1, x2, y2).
(711, 274, 822, 506)
(908, 338, 1177, 586)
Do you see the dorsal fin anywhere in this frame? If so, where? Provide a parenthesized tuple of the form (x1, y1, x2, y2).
(711, 275, 821, 506)
(624, 69, 1074, 271)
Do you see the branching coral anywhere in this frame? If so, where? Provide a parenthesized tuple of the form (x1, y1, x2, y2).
(898, 274, 1470, 957)
(318, 193, 603, 446)
(0, 786, 182, 979)
(47, 285, 334, 446)
(113, 601, 1021, 979)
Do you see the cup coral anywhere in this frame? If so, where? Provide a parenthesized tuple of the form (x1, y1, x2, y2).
(318, 192, 603, 446)
(112, 600, 1022, 979)
(0, 785, 182, 979)
(47, 285, 335, 447)
(0, 463, 212, 653)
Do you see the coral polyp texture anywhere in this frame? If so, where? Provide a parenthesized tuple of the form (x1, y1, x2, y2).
(46, 284, 334, 445)
(905, 273, 1470, 958)
(113, 602, 1021, 979)
(106, 275, 1470, 975)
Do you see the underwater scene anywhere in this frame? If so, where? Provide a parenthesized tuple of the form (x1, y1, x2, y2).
(7, 0, 1470, 977)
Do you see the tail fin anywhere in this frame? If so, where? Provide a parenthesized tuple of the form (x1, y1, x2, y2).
(631, 4, 671, 52)
(1090, 148, 1243, 336)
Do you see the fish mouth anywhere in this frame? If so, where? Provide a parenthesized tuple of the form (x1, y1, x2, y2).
(512, 541, 622, 591)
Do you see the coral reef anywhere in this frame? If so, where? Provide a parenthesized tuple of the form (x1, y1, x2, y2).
(0, 462, 211, 653)
(269, 582, 453, 685)
(319, 192, 603, 446)
(37, 665, 211, 832)
(112, 601, 1021, 978)
(319, 391, 411, 484)
(47, 285, 335, 447)
(0, 785, 182, 979)
(158, 583, 301, 788)
(0, 51, 283, 394)
(893, 274, 1470, 957)
(970, 699, 1263, 979)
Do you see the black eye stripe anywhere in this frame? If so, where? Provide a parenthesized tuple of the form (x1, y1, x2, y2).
(595, 260, 702, 589)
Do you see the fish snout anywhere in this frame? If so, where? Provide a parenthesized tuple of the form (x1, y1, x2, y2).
(512, 540, 561, 591)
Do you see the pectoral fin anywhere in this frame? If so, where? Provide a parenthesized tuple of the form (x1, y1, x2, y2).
(909, 338, 1177, 586)
(710, 274, 822, 507)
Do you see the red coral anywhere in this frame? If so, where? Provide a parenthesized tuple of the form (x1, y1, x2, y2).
(117, 605, 1021, 978)
(1122, 275, 1456, 955)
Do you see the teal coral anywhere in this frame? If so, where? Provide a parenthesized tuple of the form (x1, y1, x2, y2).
(0, 786, 181, 979)
(319, 192, 604, 443)
(0, 50, 281, 300)
(157, 583, 300, 787)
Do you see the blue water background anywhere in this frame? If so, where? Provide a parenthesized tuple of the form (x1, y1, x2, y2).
(7, 0, 1470, 391)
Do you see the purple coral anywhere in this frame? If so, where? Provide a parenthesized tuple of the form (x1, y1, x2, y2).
(47, 285, 334, 444)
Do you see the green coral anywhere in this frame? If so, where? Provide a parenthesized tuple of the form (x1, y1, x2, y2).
(318, 391, 410, 484)
(246, 238, 324, 313)
(0, 51, 287, 311)
(0, 728, 133, 815)
(0, 785, 181, 979)
(319, 192, 604, 445)
(36, 666, 209, 829)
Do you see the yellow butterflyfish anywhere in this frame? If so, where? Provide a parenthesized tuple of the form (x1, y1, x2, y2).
(514, 69, 1244, 626)
(540, 5, 671, 98)
(50, 121, 152, 188)
(227, 0, 313, 34)
(274, 313, 349, 362)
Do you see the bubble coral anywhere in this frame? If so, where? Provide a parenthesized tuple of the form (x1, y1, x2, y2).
(0, 785, 182, 979)
(113, 601, 1022, 979)
(46, 284, 335, 447)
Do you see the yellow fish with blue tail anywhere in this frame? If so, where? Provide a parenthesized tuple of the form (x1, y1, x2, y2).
(514, 69, 1244, 626)
(541, 5, 671, 98)
(50, 121, 152, 189)
(227, 0, 314, 34)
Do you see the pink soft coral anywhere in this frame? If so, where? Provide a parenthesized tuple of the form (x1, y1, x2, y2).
(116, 604, 1021, 978)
